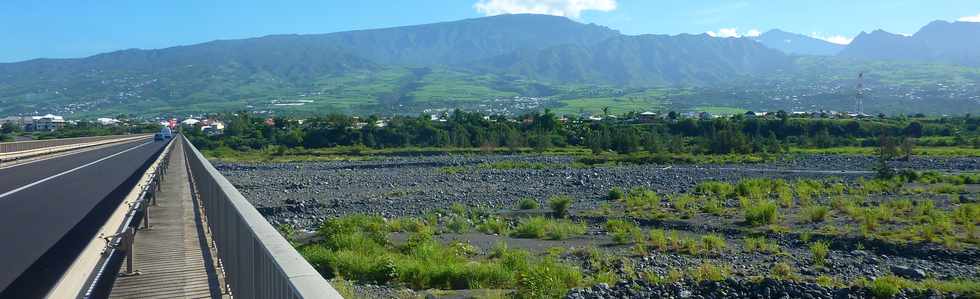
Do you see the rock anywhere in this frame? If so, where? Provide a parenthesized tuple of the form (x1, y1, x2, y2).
(890, 265, 927, 279)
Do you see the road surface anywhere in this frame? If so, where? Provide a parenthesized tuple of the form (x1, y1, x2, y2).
(0, 139, 168, 297)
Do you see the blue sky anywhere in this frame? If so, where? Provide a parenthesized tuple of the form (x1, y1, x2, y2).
(0, 0, 977, 63)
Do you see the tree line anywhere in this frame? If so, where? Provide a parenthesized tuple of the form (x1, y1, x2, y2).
(185, 110, 980, 156)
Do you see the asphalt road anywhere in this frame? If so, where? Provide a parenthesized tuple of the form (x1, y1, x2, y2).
(0, 138, 167, 297)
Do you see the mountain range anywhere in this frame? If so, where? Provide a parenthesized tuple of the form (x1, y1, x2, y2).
(0, 14, 977, 117)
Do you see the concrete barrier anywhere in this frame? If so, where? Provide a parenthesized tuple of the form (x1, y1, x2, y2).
(182, 136, 342, 299)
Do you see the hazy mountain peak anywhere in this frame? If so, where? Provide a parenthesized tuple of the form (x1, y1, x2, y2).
(753, 29, 844, 56)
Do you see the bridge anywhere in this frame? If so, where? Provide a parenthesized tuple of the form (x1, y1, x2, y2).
(0, 135, 342, 298)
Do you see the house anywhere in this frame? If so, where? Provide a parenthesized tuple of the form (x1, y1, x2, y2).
(638, 111, 658, 122)
(33, 114, 65, 132)
(181, 118, 201, 126)
(97, 118, 122, 126)
(0, 116, 26, 130)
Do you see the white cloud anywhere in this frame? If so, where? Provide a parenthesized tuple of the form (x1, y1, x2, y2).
(706, 27, 761, 38)
(958, 13, 980, 22)
(809, 33, 854, 45)
(474, 0, 617, 18)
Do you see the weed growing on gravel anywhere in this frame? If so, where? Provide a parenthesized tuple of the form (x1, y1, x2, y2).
(930, 183, 966, 194)
(669, 194, 697, 218)
(869, 276, 902, 299)
(446, 216, 471, 233)
(304, 216, 592, 295)
(438, 166, 467, 174)
(622, 188, 660, 210)
(700, 234, 727, 255)
(605, 219, 642, 245)
(742, 198, 779, 226)
(803, 205, 831, 223)
(548, 195, 573, 218)
(695, 181, 734, 198)
(736, 178, 773, 200)
(608, 187, 624, 200)
(774, 179, 794, 207)
(771, 261, 797, 280)
(517, 197, 540, 210)
(477, 217, 510, 235)
(511, 217, 586, 240)
(701, 197, 725, 215)
(648, 229, 668, 251)
(809, 240, 830, 266)
(450, 203, 467, 216)
(387, 217, 427, 233)
(743, 236, 780, 254)
(815, 275, 839, 288)
(689, 263, 730, 282)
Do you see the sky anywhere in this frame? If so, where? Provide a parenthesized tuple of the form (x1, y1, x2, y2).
(0, 0, 978, 63)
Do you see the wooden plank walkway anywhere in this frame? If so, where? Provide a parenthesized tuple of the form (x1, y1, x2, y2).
(109, 142, 222, 299)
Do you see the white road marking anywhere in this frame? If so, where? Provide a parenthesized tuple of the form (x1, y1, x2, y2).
(0, 141, 155, 200)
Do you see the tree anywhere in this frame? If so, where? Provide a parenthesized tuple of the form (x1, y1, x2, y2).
(900, 137, 914, 161)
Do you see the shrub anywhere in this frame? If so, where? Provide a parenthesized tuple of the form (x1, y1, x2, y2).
(803, 205, 830, 223)
(512, 217, 586, 240)
(477, 217, 510, 235)
(670, 194, 697, 218)
(700, 234, 727, 255)
(387, 217, 427, 233)
(702, 198, 724, 215)
(930, 183, 965, 194)
(809, 241, 830, 266)
(689, 263, 730, 282)
(743, 236, 780, 254)
(605, 219, 642, 245)
(548, 195, 573, 218)
(771, 262, 797, 280)
(694, 181, 734, 198)
(517, 197, 540, 210)
(608, 187, 625, 200)
(869, 276, 903, 299)
(815, 275, 838, 288)
(446, 216, 471, 233)
(516, 258, 584, 299)
(743, 199, 779, 226)
(648, 229, 668, 251)
(450, 202, 467, 216)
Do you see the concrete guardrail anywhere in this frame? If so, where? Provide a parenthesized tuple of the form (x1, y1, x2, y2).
(0, 134, 145, 154)
(182, 136, 342, 299)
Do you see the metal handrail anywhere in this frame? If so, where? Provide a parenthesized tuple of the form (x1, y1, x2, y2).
(181, 136, 341, 299)
(77, 138, 175, 298)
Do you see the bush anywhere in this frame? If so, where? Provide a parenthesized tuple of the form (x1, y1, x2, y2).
(689, 263, 730, 282)
(743, 199, 779, 226)
(743, 236, 780, 254)
(446, 216, 471, 233)
(548, 196, 573, 218)
(700, 234, 727, 255)
(512, 217, 586, 240)
(605, 219, 642, 245)
(771, 262, 796, 280)
(648, 229, 668, 251)
(517, 197, 540, 210)
(870, 276, 903, 299)
(803, 205, 830, 223)
(477, 217, 510, 235)
(670, 194, 696, 218)
(517, 258, 584, 299)
(809, 241, 830, 266)
(930, 183, 965, 194)
(608, 187, 625, 200)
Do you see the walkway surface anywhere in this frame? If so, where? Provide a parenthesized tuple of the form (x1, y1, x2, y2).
(109, 142, 222, 298)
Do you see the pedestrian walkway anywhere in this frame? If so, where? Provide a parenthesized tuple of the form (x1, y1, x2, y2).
(109, 142, 222, 298)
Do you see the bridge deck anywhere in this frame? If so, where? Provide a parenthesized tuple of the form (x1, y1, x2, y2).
(109, 142, 223, 299)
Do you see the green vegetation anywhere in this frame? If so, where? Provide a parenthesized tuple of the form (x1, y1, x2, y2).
(299, 215, 589, 297)
(742, 199, 779, 226)
(605, 219, 642, 245)
(517, 198, 540, 210)
(743, 236, 781, 254)
(511, 217, 586, 240)
(809, 241, 830, 266)
(548, 196, 573, 218)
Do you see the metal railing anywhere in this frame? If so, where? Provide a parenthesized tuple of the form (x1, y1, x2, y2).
(181, 136, 341, 299)
(0, 134, 145, 153)
(77, 137, 174, 298)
